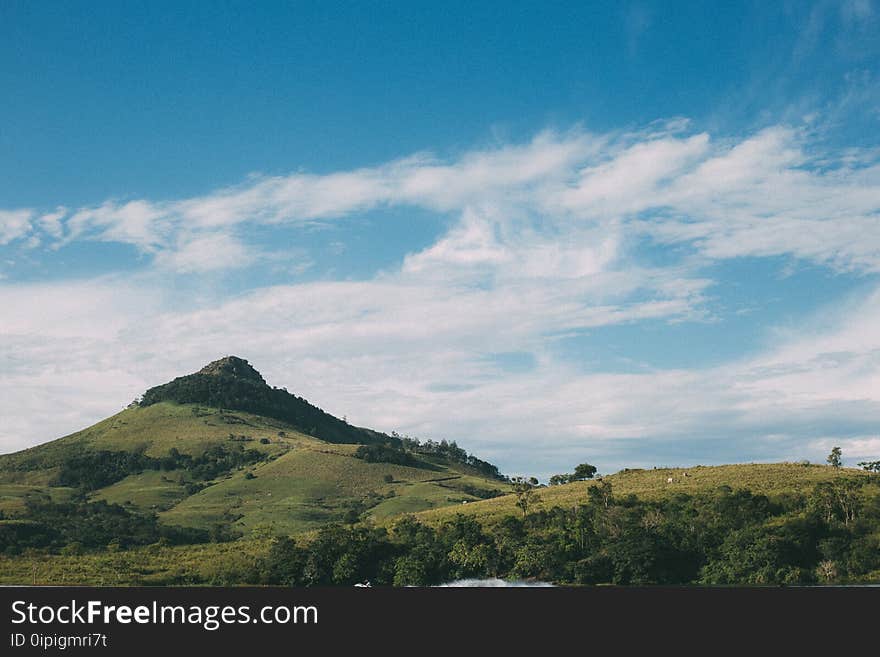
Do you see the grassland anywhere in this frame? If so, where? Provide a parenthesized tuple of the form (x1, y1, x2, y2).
(0, 538, 272, 586)
(415, 462, 877, 527)
(0, 484, 76, 516)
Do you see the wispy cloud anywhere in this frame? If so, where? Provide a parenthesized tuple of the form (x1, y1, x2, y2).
(153, 232, 258, 274)
(4, 122, 880, 274)
(2, 121, 880, 474)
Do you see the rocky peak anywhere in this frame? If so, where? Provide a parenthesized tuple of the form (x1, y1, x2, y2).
(196, 356, 267, 385)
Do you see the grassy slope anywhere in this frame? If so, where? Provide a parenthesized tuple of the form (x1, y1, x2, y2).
(415, 463, 877, 527)
(0, 538, 271, 586)
(158, 442, 505, 534)
(0, 402, 294, 477)
(0, 484, 76, 516)
(0, 401, 507, 535)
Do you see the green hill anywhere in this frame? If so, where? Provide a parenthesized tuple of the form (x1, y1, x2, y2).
(414, 462, 877, 527)
(0, 357, 507, 537)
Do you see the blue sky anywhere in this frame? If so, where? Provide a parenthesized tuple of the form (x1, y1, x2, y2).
(1, 1, 880, 478)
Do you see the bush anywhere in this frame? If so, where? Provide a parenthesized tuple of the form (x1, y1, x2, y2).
(354, 445, 422, 468)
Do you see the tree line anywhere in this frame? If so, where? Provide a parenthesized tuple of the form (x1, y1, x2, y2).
(393, 434, 505, 480)
(52, 444, 266, 492)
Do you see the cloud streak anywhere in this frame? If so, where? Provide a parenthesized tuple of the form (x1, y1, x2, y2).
(4, 123, 879, 275)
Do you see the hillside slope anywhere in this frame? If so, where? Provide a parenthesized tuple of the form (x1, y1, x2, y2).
(415, 462, 877, 527)
(0, 357, 507, 535)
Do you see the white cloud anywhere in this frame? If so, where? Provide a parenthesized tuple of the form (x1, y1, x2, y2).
(153, 232, 258, 274)
(809, 436, 880, 464)
(557, 132, 710, 215)
(0, 209, 33, 245)
(38, 208, 67, 240)
(2, 266, 877, 476)
(67, 200, 171, 251)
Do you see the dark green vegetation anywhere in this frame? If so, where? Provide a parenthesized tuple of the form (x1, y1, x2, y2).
(549, 463, 597, 486)
(1, 356, 878, 586)
(53, 445, 265, 492)
(395, 435, 503, 480)
(0, 498, 215, 554)
(353, 444, 423, 468)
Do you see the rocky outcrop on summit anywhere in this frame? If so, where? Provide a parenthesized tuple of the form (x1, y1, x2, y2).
(197, 356, 267, 385)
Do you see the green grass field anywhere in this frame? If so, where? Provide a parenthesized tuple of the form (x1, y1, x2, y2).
(0, 538, 272, 586)
(415, 462, 877, 527)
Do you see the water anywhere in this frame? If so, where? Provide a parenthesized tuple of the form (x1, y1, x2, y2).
(437, 578, 554, 587)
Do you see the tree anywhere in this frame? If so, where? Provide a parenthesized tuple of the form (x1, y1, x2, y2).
(827, 447, 842, 468)
(587, 479, 614, 509)
(809, 480, 861, 526)
(548, 474, 570, 486)
(857, 460, 880, 473)
(511, 477, 539, 518)
(573, 463, 598, 481)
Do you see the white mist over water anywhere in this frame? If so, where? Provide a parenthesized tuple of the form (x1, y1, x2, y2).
(437, 578, 554, 587)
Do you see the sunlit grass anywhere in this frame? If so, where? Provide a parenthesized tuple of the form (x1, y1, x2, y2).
(0, 538, 272, 586)
(416, 462, 876, 527)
